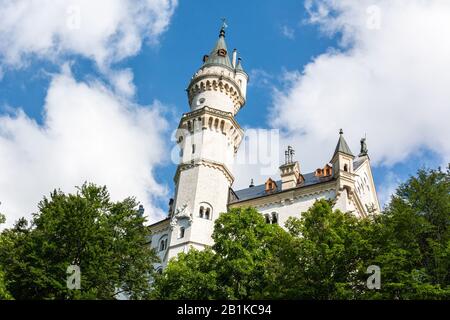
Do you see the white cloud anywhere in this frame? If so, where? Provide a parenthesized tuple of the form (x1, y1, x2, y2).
(281, 25, 295, 40)
(0, 0, 177, 69)
(377, 171, 402, 209)
(269, 0, 450, 173)
(0, 67, 169, 227)
(109, 68, 136, 97)
(248, 69, 274, 88)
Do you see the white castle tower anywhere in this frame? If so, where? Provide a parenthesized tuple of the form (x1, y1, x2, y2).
(148, 23, 379, 272)
(165, 23, 248, 260)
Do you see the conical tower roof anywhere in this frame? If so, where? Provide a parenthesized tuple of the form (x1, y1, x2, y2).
(333, 129, 354, 157)
(235, 57, 245, 72)
(202, 25, 232, 69)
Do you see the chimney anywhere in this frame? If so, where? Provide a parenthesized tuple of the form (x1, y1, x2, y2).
(279, 146, 301, 190)
(232, 49, 237, 68)
(279, 162, 301, 190)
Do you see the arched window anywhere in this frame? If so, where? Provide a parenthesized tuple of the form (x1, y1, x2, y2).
(199, 202, 213, 220)
(344, 164, 348, 172)
(264, 214, 271, 224)
(179, 227, 185, 239)
(271, 212, 278, 225)
(156, 267, 163, 274)
(159, 235, 168, 252)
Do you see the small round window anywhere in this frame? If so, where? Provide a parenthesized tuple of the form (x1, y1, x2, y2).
(199, 98, 205, 104)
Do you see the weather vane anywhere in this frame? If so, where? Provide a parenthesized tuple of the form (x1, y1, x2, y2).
(221, 17, 228, 29)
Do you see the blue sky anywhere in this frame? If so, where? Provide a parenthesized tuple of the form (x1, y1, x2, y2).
(0, 0, 448, 225)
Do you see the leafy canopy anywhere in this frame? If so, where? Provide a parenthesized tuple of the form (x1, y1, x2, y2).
(0, 183, 158, 300)
(153, 167, 449, 300)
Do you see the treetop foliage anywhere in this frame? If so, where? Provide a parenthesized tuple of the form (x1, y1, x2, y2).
(152, 167, 450, 300)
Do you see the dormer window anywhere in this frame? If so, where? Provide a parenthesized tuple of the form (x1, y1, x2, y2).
(217, 49, 227, 57)
(315, 164, 332, 177)
(265, 178, 277, 193)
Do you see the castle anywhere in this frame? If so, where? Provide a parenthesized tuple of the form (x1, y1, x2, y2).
(148, 25, 380, 272)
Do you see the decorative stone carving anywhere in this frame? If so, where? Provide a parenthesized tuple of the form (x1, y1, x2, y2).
(170, 203, 193, 229)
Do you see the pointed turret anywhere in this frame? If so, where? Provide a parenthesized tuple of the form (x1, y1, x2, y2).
(187, 20, 248, 115)
(330, 129, 356, 192)
(333, 129, 354, 158)
(202, 24, 232, 69)
(235, 57, 245, 73)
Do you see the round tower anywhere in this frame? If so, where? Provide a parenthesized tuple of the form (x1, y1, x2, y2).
(187, 24, 248, 115)
(167, 23, 248, 261)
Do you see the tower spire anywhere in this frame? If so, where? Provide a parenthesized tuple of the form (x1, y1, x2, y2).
(333, 128, 354, 158)
(201, 19, 232, 68)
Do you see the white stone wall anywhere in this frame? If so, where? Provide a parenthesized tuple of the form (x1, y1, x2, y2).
(173, 165, 230, 229)
(149, 224, 170, 269)
(191, 90, 235, 114)
(181, 128, 236, 169)
(188, 64, 248, 116)
(334, 188, 356, 214)
(255, 189, 337, 228)
(235, 71, 248, 98)
(354, 159, 381, 213)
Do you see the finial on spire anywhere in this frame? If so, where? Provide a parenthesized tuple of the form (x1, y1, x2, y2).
(249, 179, 255, 188)
(220, 18, 228, 37)
(339, 128, 344, 135)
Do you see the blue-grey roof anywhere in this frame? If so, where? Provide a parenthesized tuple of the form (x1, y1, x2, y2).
(203, 28, 232, 69)
(353, 157, 366, 170)
(235, 58, 244, 72)
(231, 155, 366, 203)
(333, 130, 354, 157)
(231, 172, 334, 203)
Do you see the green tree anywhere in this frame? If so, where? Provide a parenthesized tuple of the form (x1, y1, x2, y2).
(365, 167, 450, 299)
(212, 207, 284, 299)
(151, 167, 450, 300)
(265, 199, 379, 299)
(0, 212, 13, 300)
(152, 207, 284, 299)
(0, 183, 158, 300)
(151, 249, 219, 299)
